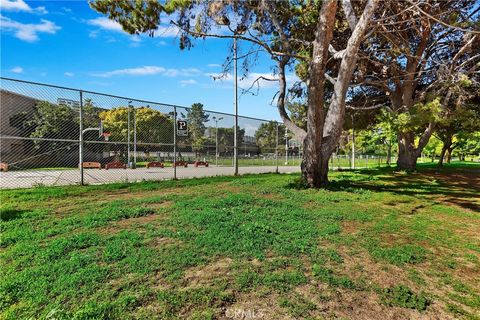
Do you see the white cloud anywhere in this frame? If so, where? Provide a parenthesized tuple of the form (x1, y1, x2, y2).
(61, 7, 72, 13)
(87, 17, 123, 32)
(179, 79, 197, 87)
(130, 36, 141, 42)
(10, 66, 23, 73)
(88, 30, 98, 38)
(157, 40, 168, 46)
(0, 0, 47, 14)
(64, 72, 74, 77)
(0, 15, 60, 42)
(92, 66, 201, 78)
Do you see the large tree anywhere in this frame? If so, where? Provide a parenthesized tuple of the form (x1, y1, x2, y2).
(99, 106, 173, 144)
(91, 0, 380, 187)
(255, 121, 286, 154)
(352, 0, 479, 170)
(436, 91, 480, 166)
(184, 103, 209, 158)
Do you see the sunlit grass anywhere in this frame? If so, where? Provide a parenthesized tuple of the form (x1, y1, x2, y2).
(1, 163, 479, 319)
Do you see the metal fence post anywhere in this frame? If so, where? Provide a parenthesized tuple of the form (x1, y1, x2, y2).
(127, 104, 131, 167)
(275, 122, 279, 173)
(133, 107, 137, 168)
(173, 106, 177, 180)
(79, 90, 84, 185)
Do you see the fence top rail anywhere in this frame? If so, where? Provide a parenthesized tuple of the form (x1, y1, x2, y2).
(0, 77, 280, 124)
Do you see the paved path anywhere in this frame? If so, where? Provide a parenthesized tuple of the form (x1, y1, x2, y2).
(0, 166, 301, 189)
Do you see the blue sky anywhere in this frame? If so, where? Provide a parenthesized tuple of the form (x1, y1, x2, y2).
(0, 0, 294, 121)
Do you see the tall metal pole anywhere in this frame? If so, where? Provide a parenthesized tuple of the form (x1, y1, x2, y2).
(79, 91, 84, 185)
(173, 106, 177, 180)
(133, 107, 137, 168)
(351, 114, 355, 169)
(215, 120, 219, 167)
(233, 36, 239, 175)
(275, 122, 279, 173)
(284, 127, 288, 165)
(127, 103, 131, 168)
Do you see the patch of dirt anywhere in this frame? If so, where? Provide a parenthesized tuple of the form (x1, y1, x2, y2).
(149, 237, 181, 248)
(423, 171, 480, 189)
(422, 171, 480, 212)
(221, 291, 292, 320)
(217, 182, 242, 194)
(183, 258, 233, 289)
(97, 205, 171, 235)
(115, 211, 163, 227)
(339, 246, 407, 288)
(341, 220, 361, 234)
(146, 201, 173, 210)
(257, 193, 282, 200)
(322, 287, 452, 320)
(436, 195, 480, 213)
(335, 245, 471, 319)
(87, 188, 181, 203)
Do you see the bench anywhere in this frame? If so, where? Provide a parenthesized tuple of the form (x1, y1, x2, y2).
(80, 162, 101, 169)
(105, 161, 127, 170)
(173, 161, 188, 168)
(194, 161, 209, 167)
(0, 163, 8, 172)
(146, 161, 164, 168)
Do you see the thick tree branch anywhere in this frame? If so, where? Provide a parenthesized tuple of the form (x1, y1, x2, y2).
(323, 0, 380, 152)
(341, 0, 358, 31)
(276, 58, 307, 141)
(407, 1, 480, 34)
(173, 23, 308, 61)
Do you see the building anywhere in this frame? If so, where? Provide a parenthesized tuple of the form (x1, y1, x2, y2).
(0, 89, 38, 162)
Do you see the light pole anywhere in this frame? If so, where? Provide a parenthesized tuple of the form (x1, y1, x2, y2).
(133, 106, 137, 169)
(233, 26, 247, 175)
(214, 17, 246, 175)
(212, 116, 223, 166)
(351, 114, 355, 169)
(233, 35, 239, 175)
(127, 101, 132, 168)
(285, 127, 288, 165)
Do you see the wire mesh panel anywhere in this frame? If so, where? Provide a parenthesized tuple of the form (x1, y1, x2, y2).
(1, 78, 310, 189)
(0, 78, 396, 189)
(79, 92, 176, 184)
(0, 78, 81, 188)
(238, 117, 276, 168)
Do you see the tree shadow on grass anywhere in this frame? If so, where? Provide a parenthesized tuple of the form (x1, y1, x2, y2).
(287, 167, 480, 212)
(0, 209, 27, 221)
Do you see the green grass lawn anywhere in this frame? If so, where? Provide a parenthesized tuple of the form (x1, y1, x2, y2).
(1, 163, 479, 319)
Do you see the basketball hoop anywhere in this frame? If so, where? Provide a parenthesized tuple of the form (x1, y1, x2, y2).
(102, 132, 111, 141)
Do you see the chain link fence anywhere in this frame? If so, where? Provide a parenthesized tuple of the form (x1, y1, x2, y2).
(0, 78, 392, 189)
(1, 78, 298, 189)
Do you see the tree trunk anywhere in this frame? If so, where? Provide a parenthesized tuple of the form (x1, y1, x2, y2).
(301, 148, 330, 187)
(446, 147, 453, 163)
(301, 0, 337, 187)
(386, 142, 392, 166)
(438, 145, 447, 167)
(396, 133, 418, 171)
(438, 137, 452, 167)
